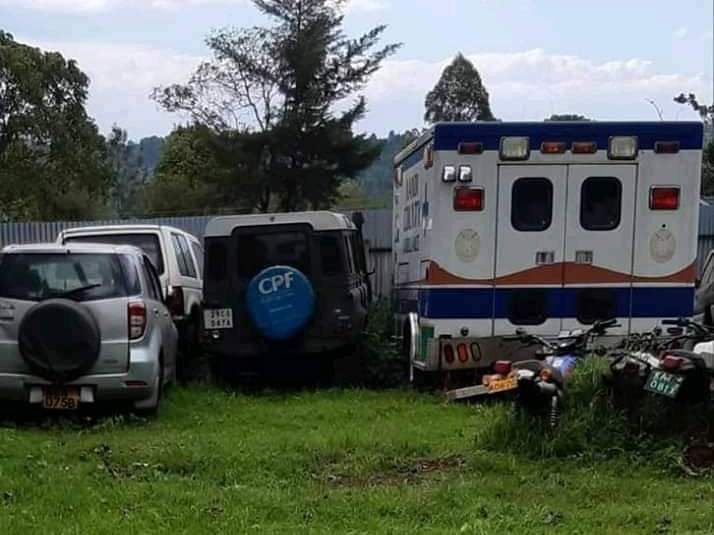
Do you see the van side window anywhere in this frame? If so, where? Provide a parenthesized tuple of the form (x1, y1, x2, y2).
(141, 258, 159, 300)
(172, 233, 198, 278)
(206, 239, 227, 281)
(512, 178, 553, 232)
(319, 235, 343, 275)
(581, 177, 622, 231)
(191, 241, 204, 278)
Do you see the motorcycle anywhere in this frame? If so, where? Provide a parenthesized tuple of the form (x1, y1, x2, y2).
(505, 318, 618, 428)
(607, 318, 714, 432)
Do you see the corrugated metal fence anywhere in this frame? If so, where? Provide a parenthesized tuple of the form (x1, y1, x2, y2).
(0, 210, 395, 297)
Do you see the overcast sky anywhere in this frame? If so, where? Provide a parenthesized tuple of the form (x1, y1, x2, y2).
(2, 0, 712, 139)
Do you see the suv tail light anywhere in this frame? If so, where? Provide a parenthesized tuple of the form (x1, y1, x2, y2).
(166, 286, 185, 317)
(454, 187, 484, 211)
(650, 187, 680, 210)
(128, 301, 147, 340)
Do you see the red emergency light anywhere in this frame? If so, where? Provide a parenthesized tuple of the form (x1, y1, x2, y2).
(650, 187, 680, 210)
(454, 187, 484, 211)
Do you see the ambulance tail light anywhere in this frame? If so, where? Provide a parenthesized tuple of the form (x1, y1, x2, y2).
(540, 141, 567, 154)
(443, 344, 455, 364)
(457, 343, 469, 363)
(453, 187, 484, 211)
(655, 141, 680, 154)
(571, 141, 597, 154)
(608, 136, 638, 160)
(650, 187, 680, 210)
(458, 142, 484, 155)
(500, 137, 530, 161)
(442, 165, 457, 182)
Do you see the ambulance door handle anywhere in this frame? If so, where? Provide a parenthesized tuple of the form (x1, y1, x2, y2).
(535, 251, 555, 265)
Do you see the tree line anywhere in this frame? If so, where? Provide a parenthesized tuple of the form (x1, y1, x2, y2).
(1, 1, 711, 221)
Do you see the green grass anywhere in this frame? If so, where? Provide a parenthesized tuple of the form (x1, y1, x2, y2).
(0, 387, 712, 534)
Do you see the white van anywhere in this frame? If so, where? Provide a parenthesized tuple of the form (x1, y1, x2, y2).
(58, 225, 203, 374)
(393, 121, 704, 379)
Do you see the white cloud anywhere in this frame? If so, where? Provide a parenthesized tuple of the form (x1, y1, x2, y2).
(16, 39, 709, 139)
(360, 48, 707, 132)
(345, 0, 389, 12)
(0, 0, 242, 13)
(23, 38, 204, 138)
(674, 26, 689, 40)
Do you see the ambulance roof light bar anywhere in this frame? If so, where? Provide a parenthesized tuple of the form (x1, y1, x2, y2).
(500, 137, 530, 161)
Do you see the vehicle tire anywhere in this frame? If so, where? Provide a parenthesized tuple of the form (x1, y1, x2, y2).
(18, 299, 101, 382)
(178, 311, 202, 383)
(135, 355, 163, 417)
(332, 344, 364, 387)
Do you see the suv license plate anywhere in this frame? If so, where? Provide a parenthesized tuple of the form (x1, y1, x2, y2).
(204, 309, 233, 329)
(644, 370, 685, 399)
(42, 387, 80, 410)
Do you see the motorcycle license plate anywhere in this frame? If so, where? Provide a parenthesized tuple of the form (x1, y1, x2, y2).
(644, 370, 684, 399)
(42, 387, 80, 410)
(488, 376, 517, 393)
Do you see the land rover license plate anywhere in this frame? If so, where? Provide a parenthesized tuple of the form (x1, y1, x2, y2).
(204, 308, 233, 329)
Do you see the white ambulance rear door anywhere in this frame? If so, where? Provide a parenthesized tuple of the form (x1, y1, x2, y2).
(561, 164, 636, 334)
(494, 165, 567, 336)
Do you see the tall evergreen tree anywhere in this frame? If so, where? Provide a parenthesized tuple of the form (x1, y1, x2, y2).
(153, 0, 400, 212)
(424, 53, 495, 123)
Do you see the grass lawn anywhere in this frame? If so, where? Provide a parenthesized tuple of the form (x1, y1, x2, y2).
(0, 387, 712, 534)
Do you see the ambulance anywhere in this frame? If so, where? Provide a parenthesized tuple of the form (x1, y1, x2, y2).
(393, 121, 703, 378)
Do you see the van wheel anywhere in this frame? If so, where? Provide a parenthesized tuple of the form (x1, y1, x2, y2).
(332, 344, 364, 387)
(135, 355, 164, 417)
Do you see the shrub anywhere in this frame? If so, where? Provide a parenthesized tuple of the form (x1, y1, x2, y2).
(361, 300, 407, 388)
(474, 357, 678, 464)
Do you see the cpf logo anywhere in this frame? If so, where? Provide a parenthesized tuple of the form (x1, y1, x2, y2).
(258, 271, 295, 295)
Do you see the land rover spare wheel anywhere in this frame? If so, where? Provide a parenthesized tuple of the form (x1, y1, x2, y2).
(246, 266, 315, 340)
(19, 299, 101, 382)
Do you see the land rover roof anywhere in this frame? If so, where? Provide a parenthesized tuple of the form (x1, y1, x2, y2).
(204, 211, 356, 238)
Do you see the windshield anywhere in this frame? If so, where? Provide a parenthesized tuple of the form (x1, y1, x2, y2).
(64, 233, 164, 274)
(0, 253, 131, 302)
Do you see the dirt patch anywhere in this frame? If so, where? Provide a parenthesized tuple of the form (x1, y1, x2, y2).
(320, 454, 466, 488)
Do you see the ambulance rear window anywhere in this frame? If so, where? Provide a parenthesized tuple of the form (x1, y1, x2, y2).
(581, 177, 622, 231)
(511, 178, 553, 232)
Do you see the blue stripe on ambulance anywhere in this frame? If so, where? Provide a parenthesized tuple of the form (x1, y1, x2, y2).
(397, 286, 694, 320)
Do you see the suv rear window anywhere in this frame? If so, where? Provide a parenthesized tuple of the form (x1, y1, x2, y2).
(64, 233, 164, 275)
(0, 253, 131, 302)
(236, 231, 309, 279)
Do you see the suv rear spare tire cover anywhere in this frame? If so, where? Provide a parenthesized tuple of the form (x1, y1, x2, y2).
(19, 299, 101, 382)
(246, 266, 315, 340)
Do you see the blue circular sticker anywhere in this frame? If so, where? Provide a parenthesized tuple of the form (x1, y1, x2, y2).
(246, 266, 315, 340)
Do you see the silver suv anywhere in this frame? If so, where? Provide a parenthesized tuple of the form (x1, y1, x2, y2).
(0, 243, 177, 413)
